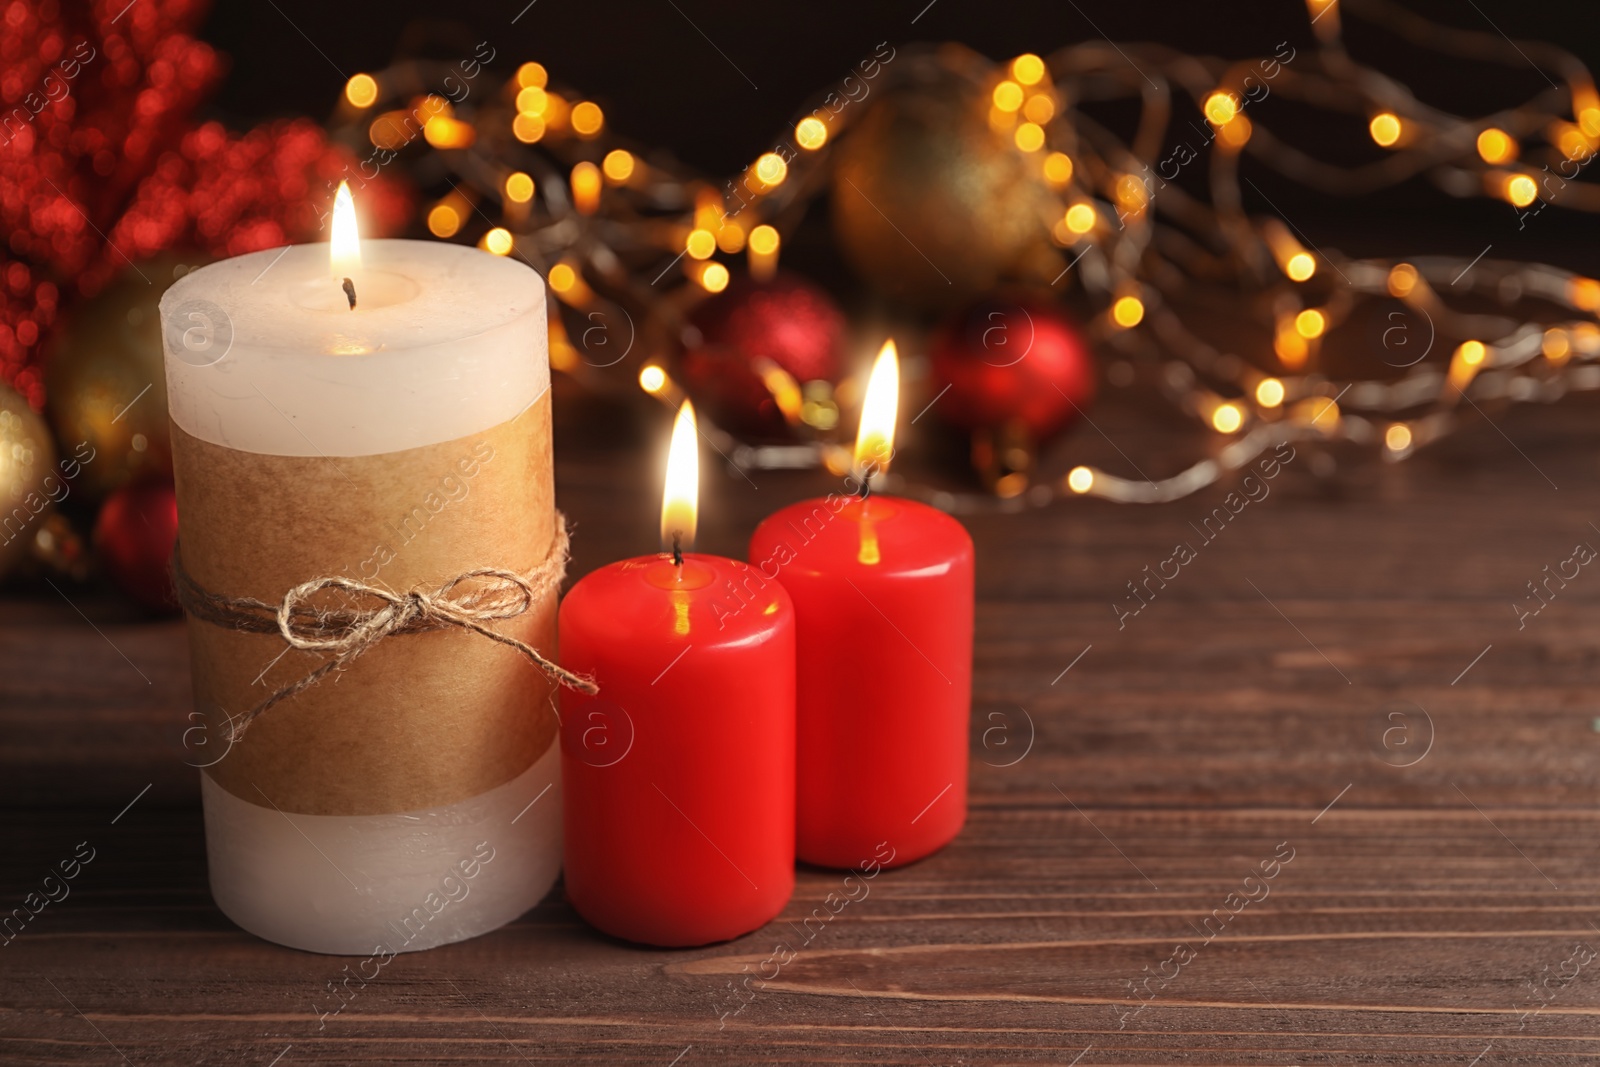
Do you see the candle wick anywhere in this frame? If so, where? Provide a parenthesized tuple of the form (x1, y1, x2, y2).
(342, 277, 357, 310)
(671, 531, 683, 568)
(857, 462, 874, 501)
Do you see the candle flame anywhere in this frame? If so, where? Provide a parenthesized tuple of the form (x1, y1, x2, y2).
(661, 400, 698, 552)
(330, 181, 362, 278)
(854, 339, 899, 479)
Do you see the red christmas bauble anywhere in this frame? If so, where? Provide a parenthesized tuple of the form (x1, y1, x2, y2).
(678, 272, 846, 439)
(929, 297, 1097, 442)
(95, 480, 180, 613)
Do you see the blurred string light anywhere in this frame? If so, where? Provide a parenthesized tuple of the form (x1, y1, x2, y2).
(328, 2, 1600, 512)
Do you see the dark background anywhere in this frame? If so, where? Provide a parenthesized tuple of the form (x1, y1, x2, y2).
(194, 0, 1600, 268)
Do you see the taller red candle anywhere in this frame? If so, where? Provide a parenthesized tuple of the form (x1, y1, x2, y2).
(750, 342, 974, 870)
(560, 402, 795, 946)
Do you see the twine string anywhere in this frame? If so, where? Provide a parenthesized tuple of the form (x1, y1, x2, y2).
(171, 519, 597, 742)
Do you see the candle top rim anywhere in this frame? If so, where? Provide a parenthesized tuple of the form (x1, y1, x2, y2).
(562, 552, 795, 648)
(160, 239, 542, 355)
(751, 494, 974, 578)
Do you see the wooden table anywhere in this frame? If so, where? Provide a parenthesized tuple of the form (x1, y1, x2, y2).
(5, 390, 1599, 1065)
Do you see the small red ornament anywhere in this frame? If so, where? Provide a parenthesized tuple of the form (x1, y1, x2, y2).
(0, 0, 412, 404)
(678, 272, 845, 439)
(928, 297, 1097, 442)
(95, 480, 180, 613)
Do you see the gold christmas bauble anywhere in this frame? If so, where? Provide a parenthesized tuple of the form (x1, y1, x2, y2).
(44, 257, 202, 501)
(831, 61, 1054, 310)
(0, 381, 58, 581)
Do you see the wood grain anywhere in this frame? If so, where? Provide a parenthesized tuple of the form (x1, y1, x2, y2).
(3, 392, 1600, 1064)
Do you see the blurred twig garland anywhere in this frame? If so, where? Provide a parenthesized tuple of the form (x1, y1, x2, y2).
(326, 0, 1600, 511)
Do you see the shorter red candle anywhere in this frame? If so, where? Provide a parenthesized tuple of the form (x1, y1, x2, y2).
(559, 401, 795, 947)
(750, 342, 974, 870)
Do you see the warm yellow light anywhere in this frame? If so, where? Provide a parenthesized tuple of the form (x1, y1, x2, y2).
(1293, 397, 1340, 430)
(1219, 114, 1252, 148)
(1022, 93, 1055, 125)
(748, 224, 780, 255)
(1556, 124, 1592, 162)
(516, 86, 548, 116)
(693, 189, 725, 230)
(755, 358, 803, 424)
(345, 73, 378, 108)
(602, 150, 635, 183)
(505, 172, 535, 203)
(423, 115, 475, 149)
(482, 228, 513, 256)
(686, 229, 717, 259)
(993, 81, 1024, 112)
(1116, 175, 1148, 212)
(330, 181, 361, 278)
(571, 161, 601, 215)
(755, 152, 788, 187)
(1275, 326, 1308, 369)
(549, 315, 578, 374)
(1014, 122, 1045, 152)
(1449, 342, 1487, 394)
(1543, 328, 1571, 363)
(661, 400, 699, 552)
(1294, 308, 1327, 339)
(1570, 277, 1600, 310)
(698, 261, 730, 293)
(1476, 127, 1516, 164)
(639, 364, 668, 394)
(1255, 378, 1285, 408)
(548, 263, 577, 292)
(854, 340, 899, 477)
(1043, 152, 1074, 185)
(988, 106, 1017, 134)
(989, 474, 1022, 500)
(1211, 402, 1244, 434)
(1385, 423, 1413, 452)
(749, 225, 779, 280)
(1505, 174, 1538, 207)
(1203, 91, 1238, 127)
(1388, 262, 1417, 297)
(716, 223, 746, 253)
(1064, 203, 1097, 235)
(426, 203, 460, 238)
(516, 62, 548, 89)
(796, 117, 828, 149)
(1306, 0, 1339, 28)
(368, 111, 410, 150)
(1582, 107, 1600, 139)
(1012, 54, 1046, 86)
(542, 93, 570, 131)
(1286, 252, 1316, 282)
(571, 101, 604, 137)
(1111, 295, 1145, 328)
(1066, 466, 1094, 494)
(512, 114, 546, 143)
(1369, 112, 1402, 147)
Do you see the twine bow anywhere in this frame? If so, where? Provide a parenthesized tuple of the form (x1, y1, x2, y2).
(172, 519, 597, 742)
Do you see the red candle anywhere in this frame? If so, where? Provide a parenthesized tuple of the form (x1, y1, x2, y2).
(750, 341, 974, 870)
(559, 401, 796, 947)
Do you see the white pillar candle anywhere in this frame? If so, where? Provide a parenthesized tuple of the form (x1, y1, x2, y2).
(161, 227, 560, 956)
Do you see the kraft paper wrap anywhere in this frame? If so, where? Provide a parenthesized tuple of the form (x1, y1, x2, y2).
(171, 395, 557, 816)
